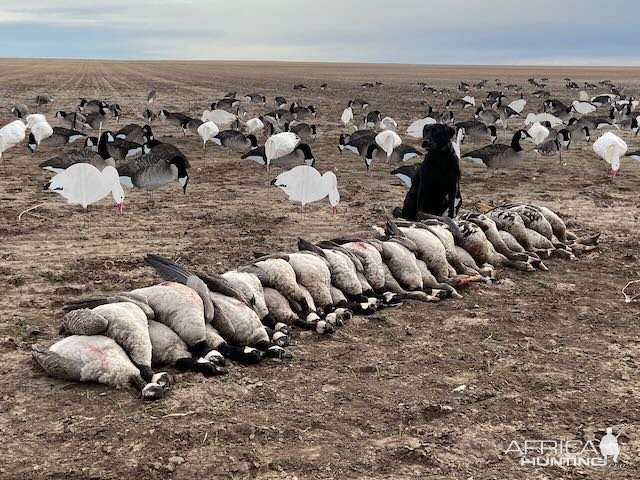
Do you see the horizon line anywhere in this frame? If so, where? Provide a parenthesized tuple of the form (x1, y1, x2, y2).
(1, 56, 640, 69)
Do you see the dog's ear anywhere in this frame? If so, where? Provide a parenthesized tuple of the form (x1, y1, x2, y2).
(444, 125, 455, 142)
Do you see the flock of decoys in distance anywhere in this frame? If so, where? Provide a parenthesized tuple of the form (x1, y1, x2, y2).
(6, 75, 632, 398)
(1, 76, 638, 215)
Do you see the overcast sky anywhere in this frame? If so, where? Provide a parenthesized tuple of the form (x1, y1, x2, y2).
(0, 0, 638, 65)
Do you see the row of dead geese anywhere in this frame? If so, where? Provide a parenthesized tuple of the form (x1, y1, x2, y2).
(32, 203, 599, 400)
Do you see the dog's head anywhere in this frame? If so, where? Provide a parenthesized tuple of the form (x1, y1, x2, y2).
(421, 124, 455, 150)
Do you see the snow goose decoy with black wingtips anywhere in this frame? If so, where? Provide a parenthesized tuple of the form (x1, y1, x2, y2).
(32, 336, 164, 401)
(196, 121, 220, 150)
(374, 130, 402, 161)
(271, 165, 339, 215)
(264, 131, 299, 170)
(46, 164, 125, 214)
(462, 130, 533, 168)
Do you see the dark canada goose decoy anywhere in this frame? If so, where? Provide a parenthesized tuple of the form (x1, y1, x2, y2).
(534, 137, 562, 161)
(446, 98, 474, 111)
(147, 90, 157, 103)
(462, 130, 533, 168)
(363, 110, 382, 128)
(55, 111, 89, 130)
(244, 93, 266, 104)
(158, 110, 192, 130)
(290, 104, 316, 120)
(109, 103, 122, 123)
(11, 103, 29, 118)
(242, 143, 315, 168)
(35, 94, 53, 109)
(28, 127, 86, 152)
(320, 83, 328, 90)
(474, 107, 501, 126)
(85, 105, 109, 129)
(212, 130, 258, 152)
(223, 91, 237, 99)
(32, 336, 165, 401)
(79, 99, 108, 114)
(181, 118, 204, 136)
(39, 131, 115, 173)
(274, 96, 287, 108)
(568, 115, 615, 131)
(115, 124, 154, 144)
(338, 129, 376, 156)
(143, 108, 156, 124)
(363, 143, 421, 169)
(293, 84, 307, 91)
(118, 149, 190, 194)
(105, 132, 144, 160)
(289, 123, 317, 142)
(391, 164, 419, 188)
(455, 121, 497, 144)
(211, 98, 241, 112)
(348, 98, 370, 110)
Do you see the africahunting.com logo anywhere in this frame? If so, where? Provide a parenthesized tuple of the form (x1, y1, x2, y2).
(505, 426, 625, 467)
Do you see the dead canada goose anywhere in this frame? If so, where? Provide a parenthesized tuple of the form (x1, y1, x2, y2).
(60, 302, 172, 387)
(147, 319, 226, 376)
(144, 255, 291, 360)
(32, 335, 164, 401)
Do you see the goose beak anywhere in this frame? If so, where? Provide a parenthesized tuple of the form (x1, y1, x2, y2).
(331, 205, 337, 216)
(610, 169, 619, 177)
(116, 202, 124, 215)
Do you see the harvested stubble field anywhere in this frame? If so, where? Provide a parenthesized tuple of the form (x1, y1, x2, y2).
(1, 59, 640, 479)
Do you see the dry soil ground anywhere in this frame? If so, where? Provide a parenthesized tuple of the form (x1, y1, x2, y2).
(1, 60, 640, 479)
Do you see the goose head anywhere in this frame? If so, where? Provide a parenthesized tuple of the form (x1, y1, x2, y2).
(141, 382, 164, 401)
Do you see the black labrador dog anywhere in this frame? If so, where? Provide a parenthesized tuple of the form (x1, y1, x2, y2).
(398, 124, 461, 220)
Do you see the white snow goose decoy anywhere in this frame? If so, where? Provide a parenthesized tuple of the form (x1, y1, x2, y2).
(46, 163, 125, 213)
(272, 165, 339, 215)
(593, 132, 628, 176)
